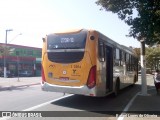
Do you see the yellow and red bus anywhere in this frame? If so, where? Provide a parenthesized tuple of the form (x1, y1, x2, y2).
(41, 29, 138, 97)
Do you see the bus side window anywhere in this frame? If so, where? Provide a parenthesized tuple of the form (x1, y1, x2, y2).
(115, 48, 120, 66)
(126, 53, 130, 71)
(120, 50, 123, 66)
(98, 42, 105, 62)
(124, 53, 126, 62)
(116, 48, 120, 60)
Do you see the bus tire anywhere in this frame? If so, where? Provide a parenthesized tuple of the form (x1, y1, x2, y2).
(114, 79, 120, 97)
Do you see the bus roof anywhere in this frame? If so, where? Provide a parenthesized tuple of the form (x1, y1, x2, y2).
(46, 29, 137, 57)
(97, 30, 136, 57)
(49, 29, 84, 35)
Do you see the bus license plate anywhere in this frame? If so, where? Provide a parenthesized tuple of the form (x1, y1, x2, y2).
(60, 77, 69, 81)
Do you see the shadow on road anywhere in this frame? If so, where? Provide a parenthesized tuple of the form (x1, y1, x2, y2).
(0, 85, 30, 91)
(50, 84, 143, 116)
(0, 84, 40, 92)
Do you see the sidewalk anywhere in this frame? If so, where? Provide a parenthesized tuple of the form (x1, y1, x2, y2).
(128, 89, 160, 111)
(0, 77, 41, 91)
(123, 75, 160, 119)
(122, 89, 160, 120)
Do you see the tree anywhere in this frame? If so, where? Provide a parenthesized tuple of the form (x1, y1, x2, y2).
(133, 47, 160, 70)
(133, 47, 140, 59)
(96, 0, 160, 45)
(146, 47, 160, 69)
(0, 45, 14, 56)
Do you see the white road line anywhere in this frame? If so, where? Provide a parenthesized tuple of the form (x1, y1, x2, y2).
(117, 88, 156, 120)
(0, 94, 73, 120)
(23, 94, 73, 111)
(117, 92, 139, 120)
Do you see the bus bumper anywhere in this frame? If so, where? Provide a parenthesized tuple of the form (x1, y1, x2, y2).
(41, 82, 106, 97)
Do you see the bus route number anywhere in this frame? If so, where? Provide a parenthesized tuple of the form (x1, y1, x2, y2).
(61, 38, 74, 43)
(71, 65, 81, 68)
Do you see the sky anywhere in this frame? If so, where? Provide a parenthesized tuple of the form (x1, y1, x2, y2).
(0, 0, 140, 48)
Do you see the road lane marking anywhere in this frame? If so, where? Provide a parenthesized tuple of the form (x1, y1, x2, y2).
(23, 94, 73, 111)
(117, 92, 139, 120)
(117, 88, 156, 120)
(0, 94, 73, 120)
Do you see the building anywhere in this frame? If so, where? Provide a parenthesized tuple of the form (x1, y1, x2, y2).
(0, 43, 42, 77)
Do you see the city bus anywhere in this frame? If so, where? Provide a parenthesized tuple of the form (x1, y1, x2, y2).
(41, 29, 138, 97)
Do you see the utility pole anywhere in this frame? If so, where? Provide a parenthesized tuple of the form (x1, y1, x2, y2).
(4, 29, 13, 78)
(16, 51, 20, 82)
(140, 40, 147, 95)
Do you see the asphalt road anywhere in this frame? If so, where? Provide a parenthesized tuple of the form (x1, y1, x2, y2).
(0, 75, 158, 120)
(0, 85, 65, 111)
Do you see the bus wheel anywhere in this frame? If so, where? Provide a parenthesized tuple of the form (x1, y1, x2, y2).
(114, 80, 120, 97)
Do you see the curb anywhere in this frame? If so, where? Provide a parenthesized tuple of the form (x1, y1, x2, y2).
(0, 83, 40, 91)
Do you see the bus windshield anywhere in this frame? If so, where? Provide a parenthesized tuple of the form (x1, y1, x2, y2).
(47, 30, 87, 49)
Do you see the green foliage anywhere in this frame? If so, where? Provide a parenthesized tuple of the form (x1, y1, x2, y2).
(96, 0, 160, 45)
(0, 46, 14, 56)
(133, 47, 140, 59)
(146, 47, 160, 69)
(133, 47, 160, 69)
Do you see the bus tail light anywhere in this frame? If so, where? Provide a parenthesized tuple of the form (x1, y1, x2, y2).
(41, 65, 46, 83)
(87, 65, 96, 89)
